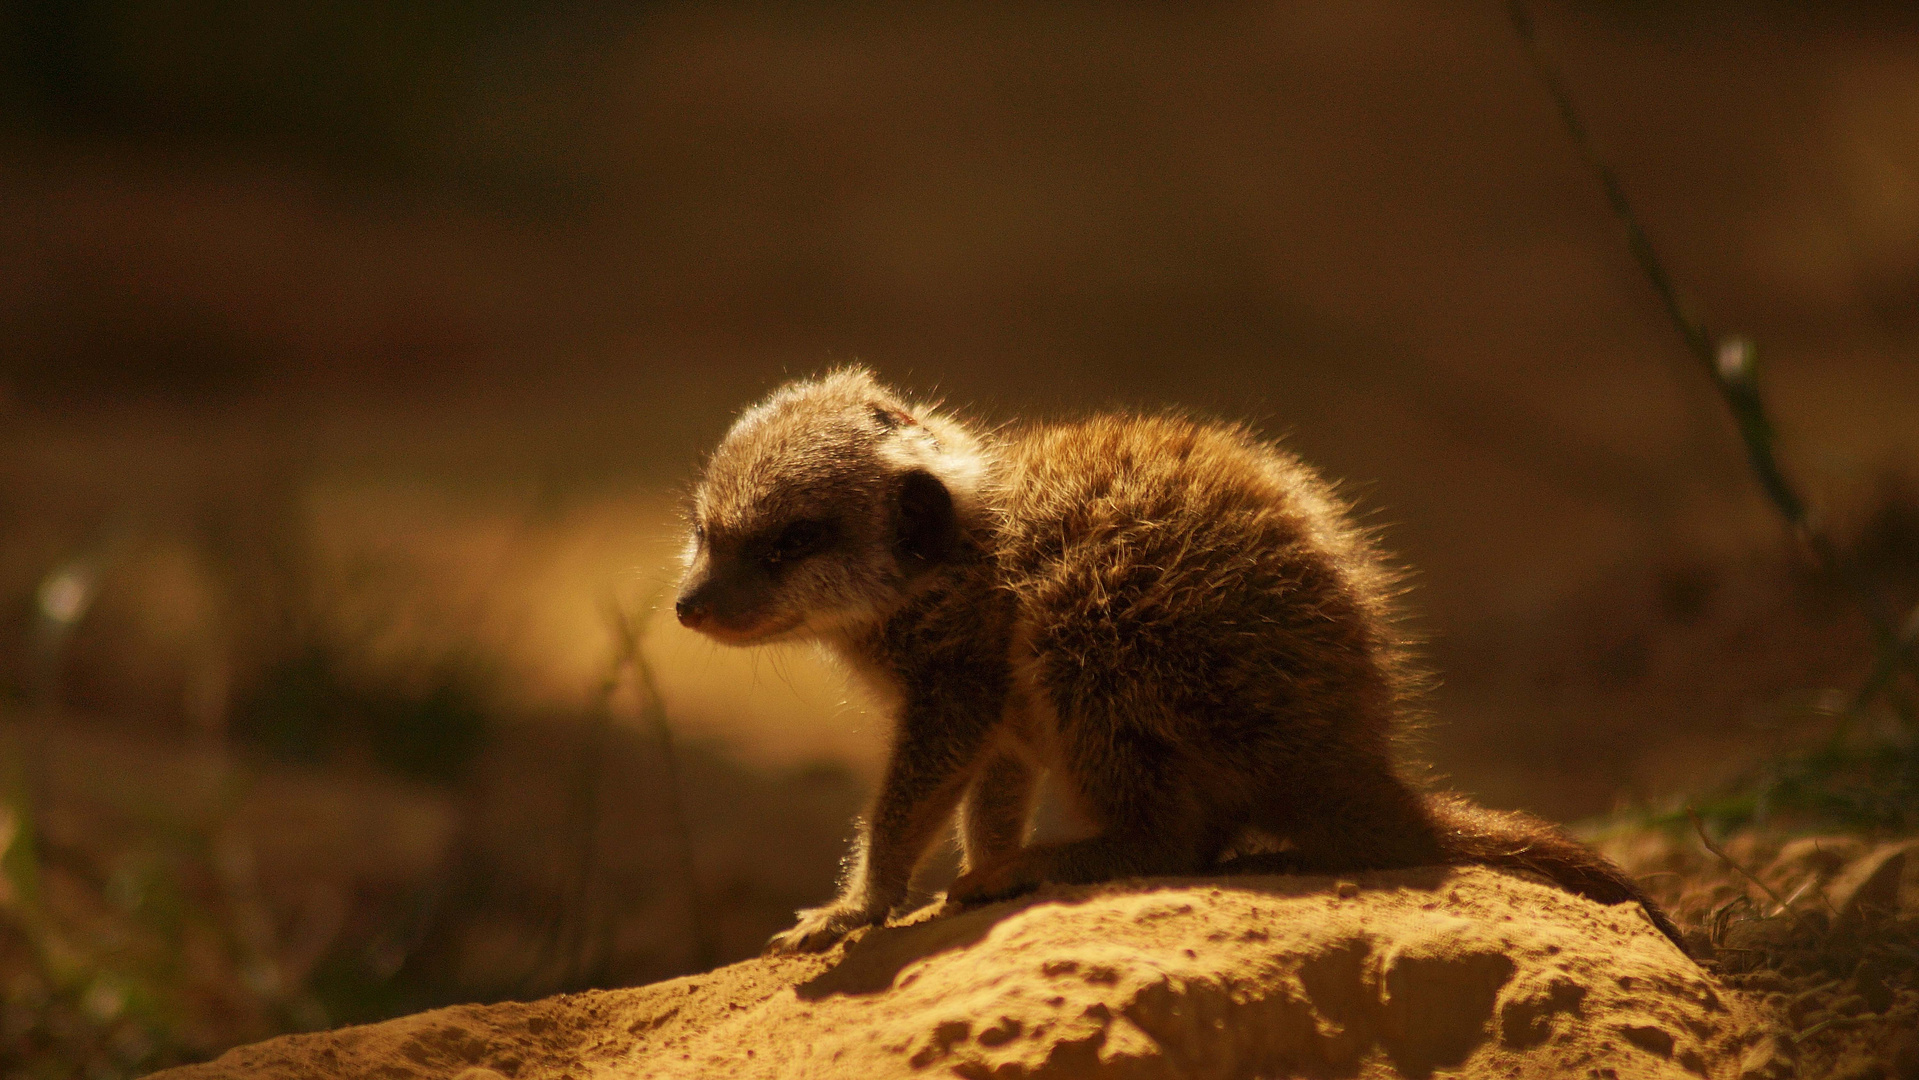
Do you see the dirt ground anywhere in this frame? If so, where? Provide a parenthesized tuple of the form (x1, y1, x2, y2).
(155, 866, 1769, 1080)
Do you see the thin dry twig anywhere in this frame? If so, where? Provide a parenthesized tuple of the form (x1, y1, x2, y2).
(627, 612, 718, 973)
(1806, 840, 1845, 923)
(524, 595, 634, 990)
(1686, 806, 1815, 935)
(1772, 876, 1817, 919)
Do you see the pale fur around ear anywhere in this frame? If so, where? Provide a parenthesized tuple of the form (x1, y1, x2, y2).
(876, 407, 991, 527)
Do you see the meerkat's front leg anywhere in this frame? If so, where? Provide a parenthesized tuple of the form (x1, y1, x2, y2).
(766, 709, 989, 954)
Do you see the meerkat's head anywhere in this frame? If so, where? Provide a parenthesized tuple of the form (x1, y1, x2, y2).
(674, 368, 991, 645)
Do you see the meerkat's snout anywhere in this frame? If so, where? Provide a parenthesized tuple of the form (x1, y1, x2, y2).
(673, 482, 875, 644)
(672, 542, 806, 643)
(671, 583, 712, 630)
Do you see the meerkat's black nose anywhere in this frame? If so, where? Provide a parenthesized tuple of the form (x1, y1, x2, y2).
(674, 594, 708, 629)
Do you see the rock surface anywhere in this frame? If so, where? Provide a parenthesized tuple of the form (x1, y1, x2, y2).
(154, 866, 1761, 1079)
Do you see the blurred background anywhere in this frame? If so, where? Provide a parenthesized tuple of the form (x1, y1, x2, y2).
(0, 1, 1915, 1073)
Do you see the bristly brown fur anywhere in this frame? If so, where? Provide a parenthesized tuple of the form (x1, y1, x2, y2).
(674, 368, 1689, 957)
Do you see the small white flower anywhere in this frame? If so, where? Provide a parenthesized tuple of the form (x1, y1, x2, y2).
(36, 564, 96, 626)
(1715, 338, 1754, 382)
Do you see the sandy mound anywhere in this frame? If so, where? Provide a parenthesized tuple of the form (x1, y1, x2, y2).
(154, 865, 1765, 1079)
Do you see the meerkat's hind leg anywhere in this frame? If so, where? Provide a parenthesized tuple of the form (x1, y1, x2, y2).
(949, 790, 1235, 903)
(958, 753, 1038, 874)
(1252, 765, 1449, 875)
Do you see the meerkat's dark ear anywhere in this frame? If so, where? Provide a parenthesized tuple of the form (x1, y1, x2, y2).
(870, 403, 916, 431)
(894, 469, 956, 570)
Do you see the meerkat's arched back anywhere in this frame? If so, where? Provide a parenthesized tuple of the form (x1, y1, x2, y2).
(674, 368, 1688, 957)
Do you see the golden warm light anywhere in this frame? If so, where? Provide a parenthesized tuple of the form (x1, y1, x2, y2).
(0, 4, 1914, 1075)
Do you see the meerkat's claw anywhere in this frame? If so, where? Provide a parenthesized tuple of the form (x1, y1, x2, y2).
(763, 903, 878, 955)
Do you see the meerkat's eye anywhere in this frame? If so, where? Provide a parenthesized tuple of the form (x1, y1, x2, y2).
(762, 518, 835, 567)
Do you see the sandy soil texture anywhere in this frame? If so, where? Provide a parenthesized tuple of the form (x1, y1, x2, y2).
(152, 865, 1765, 1079)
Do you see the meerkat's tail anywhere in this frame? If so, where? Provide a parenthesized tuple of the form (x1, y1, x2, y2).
(1423, 792, 1691, 957)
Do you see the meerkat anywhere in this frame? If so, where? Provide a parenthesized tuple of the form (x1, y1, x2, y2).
(674, 368, 1687, 956)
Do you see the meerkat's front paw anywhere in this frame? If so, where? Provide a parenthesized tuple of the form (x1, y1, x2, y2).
(763, 903, 880, 954)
